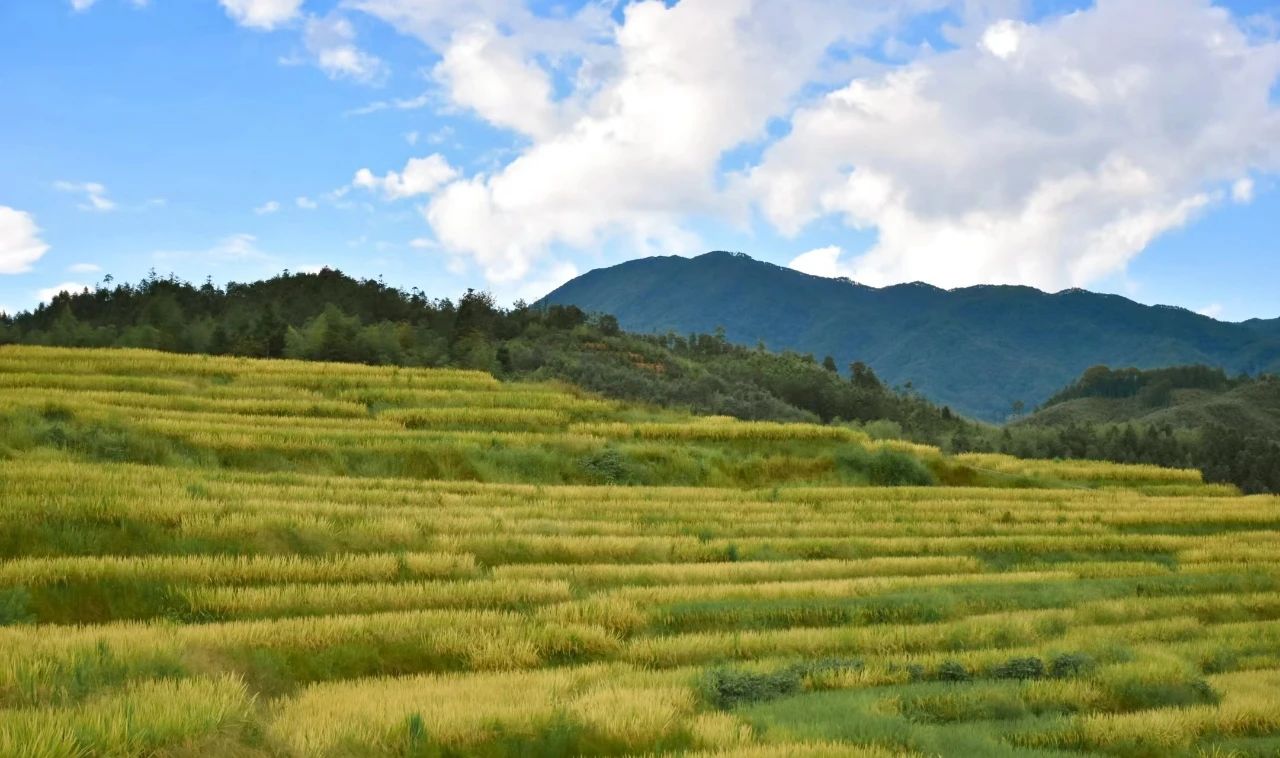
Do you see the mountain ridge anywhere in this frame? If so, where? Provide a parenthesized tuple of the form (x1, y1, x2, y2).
(541, 251, 1280, 421)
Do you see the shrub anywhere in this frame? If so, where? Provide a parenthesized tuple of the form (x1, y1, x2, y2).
(834, 447, 937, 486)
(700, 666, 802, 709)
(991, 657, 1045, 680)
(937, 661, 971, 682)
(579, 447, 634, 485)
(867, 449, 937, 486)
(1049, 652, 1096, 679)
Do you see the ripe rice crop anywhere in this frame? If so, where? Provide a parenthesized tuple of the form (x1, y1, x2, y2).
(0, 346, 1276, 755)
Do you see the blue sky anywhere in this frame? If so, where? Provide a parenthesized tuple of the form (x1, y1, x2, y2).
(1, 0, 1277, 320)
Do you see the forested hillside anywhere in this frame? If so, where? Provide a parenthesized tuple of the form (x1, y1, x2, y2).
(969, 366, 1280, 494)
(542, 252, 1280, 421)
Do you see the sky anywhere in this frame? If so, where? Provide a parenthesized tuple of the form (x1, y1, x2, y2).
(1, 0, 1278, 320)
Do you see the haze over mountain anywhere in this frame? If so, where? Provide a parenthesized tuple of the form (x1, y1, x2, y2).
(542, 252, 1280, 421)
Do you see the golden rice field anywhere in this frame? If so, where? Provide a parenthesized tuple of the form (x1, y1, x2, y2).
(0, 346, 1278, 756)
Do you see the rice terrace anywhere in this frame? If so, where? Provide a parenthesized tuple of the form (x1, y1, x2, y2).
(0, 345, 1274, 756)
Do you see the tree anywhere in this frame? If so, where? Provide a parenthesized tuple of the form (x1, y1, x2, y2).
(850, 361, 883, 391)
(822, 355, 838, 373)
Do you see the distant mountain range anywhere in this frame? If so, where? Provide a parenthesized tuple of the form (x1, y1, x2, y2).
(541, 251, 1280, 421)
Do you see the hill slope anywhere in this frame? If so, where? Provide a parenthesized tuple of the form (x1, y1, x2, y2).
(0, 268, 969, 440)
(1022, 366, 1280, 439)
(542, 252, 1280, 421)
(2, 346, 1277, 757)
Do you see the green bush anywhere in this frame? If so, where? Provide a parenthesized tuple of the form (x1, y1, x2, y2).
(1049, 652, 1096, 678)
(936, 660, 972, 682)
(867, 449, 937, 486)
(579, 447, 634, 485)
(991, 656, 1045, 680)
(835, 447, 937, 486)
(700, 666, 803, 709)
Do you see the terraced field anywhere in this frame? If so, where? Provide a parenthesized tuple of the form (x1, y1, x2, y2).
(1, 346, 1278, 756)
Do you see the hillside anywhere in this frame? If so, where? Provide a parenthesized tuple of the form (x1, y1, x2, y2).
(542, 252, 1280, 421)
(8, 346, 1280, 756)
(0, 269, 972, 442)
(1023, 366, 1280, 439)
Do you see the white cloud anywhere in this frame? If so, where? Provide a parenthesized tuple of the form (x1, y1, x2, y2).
(314, 0, 1280, 291)
(254, 200, 281, 215)
(37, 282, 89, 304)
(981, 19, 1024, 59)
(788, 246, 851, 279)
(0, 207, 51, 274)
(433, 22, 562, 139)
(1198, 303, 1225, 319)
(352, 154, 458, 200)
(1232, 177, 1256, 204)
(747, 0, 1280, 290)
(68, 262, 102, 274)
(153, 233, 274, 267)
(513, 260, 579, 303)
(346, 92, 433, 117)
(54, 180, 116, 212)
(417, 0, 928, 283)
(219, 0, 302, 30)
(405, 131, 420, 145)
(303, 14, 387, 84)
(295, 196, 318, 209)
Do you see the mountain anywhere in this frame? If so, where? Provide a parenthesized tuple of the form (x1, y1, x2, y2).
(541, 251, 1280, 421)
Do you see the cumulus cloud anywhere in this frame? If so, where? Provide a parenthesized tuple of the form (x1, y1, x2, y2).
(432, 23, 563, 139)
(417, 0, 932, 282)
(219, 0, 303, 30)
(54, 180, 116, 212)
(305, 0, 1280, 290)
(296, 196, 318, 209)
(0, 206, 51, 274)
(302, 14, 387, 84)
(254, 200, 281, 215)
(747, 0, 1280, 290)
(352, 154, 458, 200)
